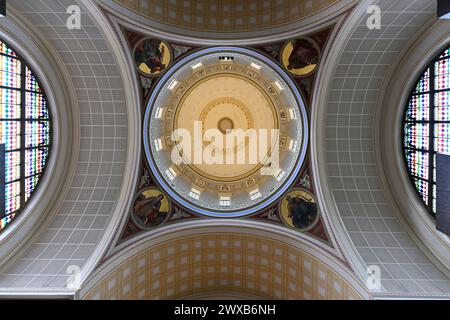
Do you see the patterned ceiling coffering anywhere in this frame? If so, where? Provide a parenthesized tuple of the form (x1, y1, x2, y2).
(113, 0, 338, 32)
(83, 234, 364, 300)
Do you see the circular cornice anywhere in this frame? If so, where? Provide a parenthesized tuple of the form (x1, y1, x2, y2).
(310, 0, 373, 286)
(143, 46, 309, 217)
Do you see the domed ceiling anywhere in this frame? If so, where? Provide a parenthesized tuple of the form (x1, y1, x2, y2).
(113, 0, 338, 32)
(120, 29, 332, 242)
(1, 0, 449, 301)
(144, 47, 308, 217)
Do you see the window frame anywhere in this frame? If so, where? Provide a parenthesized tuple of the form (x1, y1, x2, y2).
(402, 44, 450, 219)
(0, 38, 53, 230)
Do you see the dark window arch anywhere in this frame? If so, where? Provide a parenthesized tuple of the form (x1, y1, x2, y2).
(403, 45, 450, 217)
(0, 38, 52, 231)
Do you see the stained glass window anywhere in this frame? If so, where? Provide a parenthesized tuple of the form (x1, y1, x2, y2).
(404, 44, 450, 217)
(0, 39, 51, 231)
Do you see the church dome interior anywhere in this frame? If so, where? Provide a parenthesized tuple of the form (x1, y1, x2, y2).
(0, 0, 448, 304)
(144, 47, 308, 217)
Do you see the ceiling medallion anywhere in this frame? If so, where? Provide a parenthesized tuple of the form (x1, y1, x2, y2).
(279, 188, 320, 231)
(281, 38, 321, 77)
(144, 47, 308, 217)
(134, 37, 173, 77)
(131, 187, 172, 230)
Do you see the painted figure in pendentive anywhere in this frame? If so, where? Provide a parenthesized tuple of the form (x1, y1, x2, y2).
(287, 39, 319, 71)
(286, 195, 318, 229)
(135, 39, 167, 74)
(133, 194, 165, 226)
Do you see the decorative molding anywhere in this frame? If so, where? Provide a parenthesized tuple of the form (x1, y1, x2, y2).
(310, 0, 379, 287)
(111, 0, 339, 33)
(97, 0, 356, 45)
(72, 0, 142, 289)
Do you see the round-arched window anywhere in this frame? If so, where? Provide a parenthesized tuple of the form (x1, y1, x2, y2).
(0, 39, 52, 231)
(403, 45, 450, 217)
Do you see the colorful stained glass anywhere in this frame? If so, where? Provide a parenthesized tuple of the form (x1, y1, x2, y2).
(0, 55, 21, 89)
(0, 39, 51, 231)
(435, 91, 450, 125)
(435, 137, 450, 154)
(404, 123, 429, 150)
(404, 45, 450, 216)
(0, 42, 16, 57)
(25, 148, 48, 178)
(406, 94, 429, 121)
(5, 181, 20, 213)
(413, 178, 429, 205)
(0, 121, 21, 150)
(25, 67, 42, 93)
(406, 150, 429, 180)
(435, 58, 449, 90)
(26, 92, 48, 119)
(434, 123, 450, 139)
(4, 151, 20, 183)
(0, 89, 21, 119)
(435, 58, 449, 76)
(25, 121, 50, 148)
(25, 175, 40, 202)
(439, 48, 450, 59)
(0, 214, 15, 230)
(414, 68, 430, 93)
